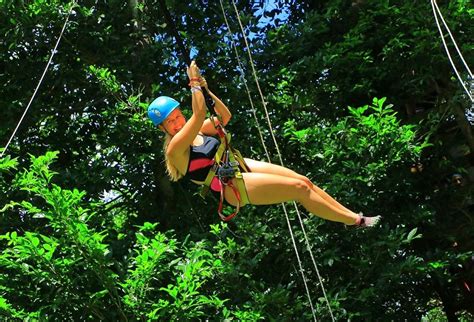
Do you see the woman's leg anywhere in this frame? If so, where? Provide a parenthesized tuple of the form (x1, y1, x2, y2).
(224, 172, 359, 225)
(243, 158, 357, 216)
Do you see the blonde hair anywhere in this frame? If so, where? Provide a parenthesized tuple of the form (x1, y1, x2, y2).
(163, 132, 183, 181)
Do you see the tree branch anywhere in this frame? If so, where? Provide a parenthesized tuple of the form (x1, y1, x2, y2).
(157, 0, 190, 67)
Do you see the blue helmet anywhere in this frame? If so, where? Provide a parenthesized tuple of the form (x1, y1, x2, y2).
(147, 96, 180, 126)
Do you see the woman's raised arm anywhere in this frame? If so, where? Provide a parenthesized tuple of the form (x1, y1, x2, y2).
(199, 78, 232, 136)
(166, 61, 207, 156)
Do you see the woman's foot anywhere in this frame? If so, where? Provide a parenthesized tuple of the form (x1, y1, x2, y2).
(356, 214, 381, 227)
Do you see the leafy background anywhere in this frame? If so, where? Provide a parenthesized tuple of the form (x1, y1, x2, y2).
(1, 0, 473, 320)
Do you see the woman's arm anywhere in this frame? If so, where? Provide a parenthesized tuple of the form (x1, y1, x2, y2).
(167, 62, 207, 156)
(208, 89, 232, 125)
(199, 79, 232, 136)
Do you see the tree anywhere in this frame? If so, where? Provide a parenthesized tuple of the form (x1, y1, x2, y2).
(1, 0, 473, 320)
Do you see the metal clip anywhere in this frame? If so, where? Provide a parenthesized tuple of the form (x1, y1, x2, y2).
(216, 163, 236, 180)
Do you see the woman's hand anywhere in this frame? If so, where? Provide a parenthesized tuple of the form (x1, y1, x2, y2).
(187, 61, 201, 86)
(199, 76, 208, 90)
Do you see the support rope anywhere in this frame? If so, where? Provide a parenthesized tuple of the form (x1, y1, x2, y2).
(431, 0, 473, 102)
(225, 1, 336, 320)
(219, 2, 317, 320)
(218, 0, 272, 166)
(219, 1, 315, 316)
(1, 2, 77, 159)
(431, 0, 472, 78)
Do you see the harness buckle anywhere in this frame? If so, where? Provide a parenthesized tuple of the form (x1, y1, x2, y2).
(216, 163, 235, 180)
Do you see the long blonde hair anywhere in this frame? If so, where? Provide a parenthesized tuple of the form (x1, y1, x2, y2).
(163, 132, 183, 181)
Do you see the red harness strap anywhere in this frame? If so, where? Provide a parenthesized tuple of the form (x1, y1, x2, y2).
(217, 179, 241, 221)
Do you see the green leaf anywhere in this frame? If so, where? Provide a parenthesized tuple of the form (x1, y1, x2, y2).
(91, 289, 109, 300)
(0, 155, 18, 172)
(403, 228, 422, 244)
(31, 236, 40, 247)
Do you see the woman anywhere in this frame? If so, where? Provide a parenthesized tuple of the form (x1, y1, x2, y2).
(148, 61, 380, 227)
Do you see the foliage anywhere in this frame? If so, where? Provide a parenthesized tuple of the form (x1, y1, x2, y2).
(284, 97, 431, 201)
(282, 97, 473, 319)
(1, 0, 473, 320)
(0, 153, 260, 320)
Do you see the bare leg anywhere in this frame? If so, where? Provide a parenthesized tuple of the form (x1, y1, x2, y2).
(244, 158, 357, 216)
(224, 172, 359, 225)
(311, 184, 355, 215)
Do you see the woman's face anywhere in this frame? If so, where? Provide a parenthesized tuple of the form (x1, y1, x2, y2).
(161, 108, 186, 136)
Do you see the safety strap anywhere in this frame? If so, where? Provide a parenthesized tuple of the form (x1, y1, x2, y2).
(199, 127, 249, 221)
(217, 140, 249, 221)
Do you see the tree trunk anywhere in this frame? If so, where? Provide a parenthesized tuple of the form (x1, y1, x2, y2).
(433, 276, 459, 322)
(129, 0, 138, 19)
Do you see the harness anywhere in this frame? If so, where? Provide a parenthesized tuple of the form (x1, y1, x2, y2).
(199, 116, 250, 221)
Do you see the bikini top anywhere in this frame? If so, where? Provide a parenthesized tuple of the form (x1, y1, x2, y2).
(184, 134, 220, 182)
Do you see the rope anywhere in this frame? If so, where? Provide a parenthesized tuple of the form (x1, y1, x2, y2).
(1, 2, 77, 159)
(218, 0, 271, 166)
(219, 2, 317, 319)
(430, 0, 473, 102)
(226, 1, 336, 320)
(431, 0, 472, 78)
(230, 3, 334, 319)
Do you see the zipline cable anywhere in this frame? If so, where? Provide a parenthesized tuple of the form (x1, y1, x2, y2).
(219, 0, 317, 321)
(219, 2, 318, 320)
(0, 2, 77, 159)
(431, 0, 472, 78)
(227, 1, 336, 320)
(218, 0, 272, 168)
(430, 0, 473, 102)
